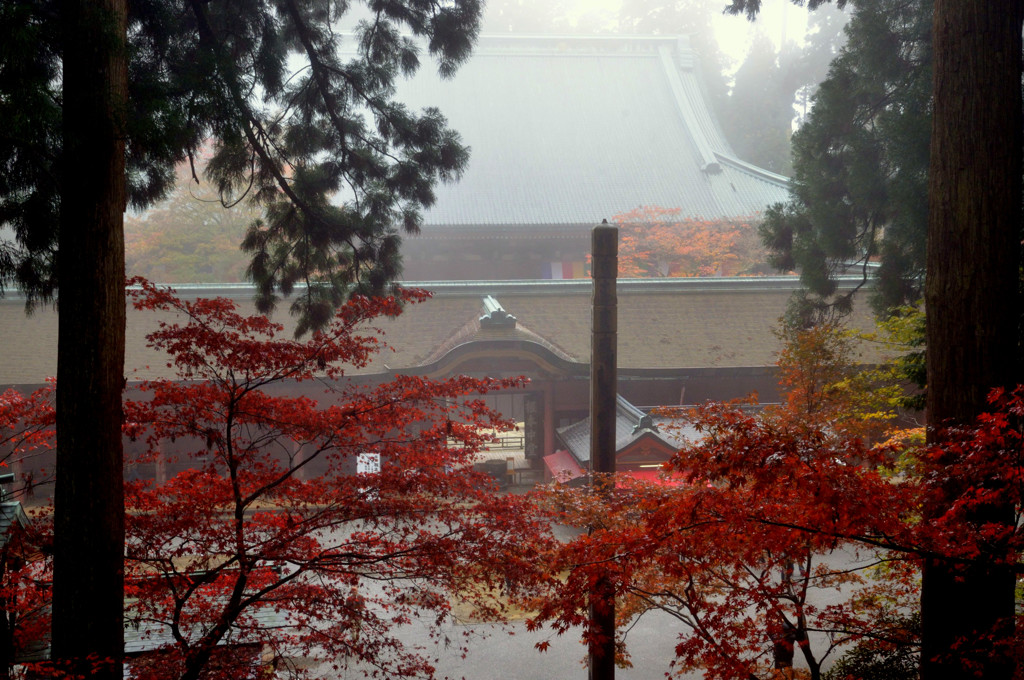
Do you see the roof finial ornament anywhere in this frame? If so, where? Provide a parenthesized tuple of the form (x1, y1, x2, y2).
(480, 296, 517, 328)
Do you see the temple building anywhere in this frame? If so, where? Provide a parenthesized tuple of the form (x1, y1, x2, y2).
(0, 276, 881, 482)
(393, 34, 790, 281)
(0, 34, 871, 487)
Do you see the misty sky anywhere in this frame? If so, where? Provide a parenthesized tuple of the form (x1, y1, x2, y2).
(563, 0, 812, 71)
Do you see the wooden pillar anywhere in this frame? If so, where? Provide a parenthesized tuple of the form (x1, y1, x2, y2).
(588, 221, 617, 680)
(543, 381, 556, 458)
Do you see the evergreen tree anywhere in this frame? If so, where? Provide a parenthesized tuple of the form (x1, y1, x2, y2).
(3, 0, 480, 326)
(921, 2, 1022, 678)
(791, 2, 850, 126)
(758, 0, 932, 317)
(720, 32, 795, 175)
(732, 1, 1024, 678)
(0, 1, 483, 677)
(50, 1, 130, 677)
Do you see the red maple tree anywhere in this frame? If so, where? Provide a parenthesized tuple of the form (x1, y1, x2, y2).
(115, 279, 548, 680)
(0, 385, 55, 493)
(526, 323, 1023, 680)
(0, 386, 53, 676)
(6, 290, 1021, 678)
(529, 405, 920, 680)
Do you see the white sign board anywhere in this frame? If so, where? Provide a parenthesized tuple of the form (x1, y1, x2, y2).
(356, 452, 381, 475)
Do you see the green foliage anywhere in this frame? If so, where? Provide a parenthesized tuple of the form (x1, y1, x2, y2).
(823, 613, 920, 680)
(1, 0, 483, 331)
(864, 305, 926, 411)
(792, 3, 852, 125)
(773, 317, 907, 442)
(0, 0, 62, 307)
(775, 302, 924, 446)
(759, 0, 932, 316)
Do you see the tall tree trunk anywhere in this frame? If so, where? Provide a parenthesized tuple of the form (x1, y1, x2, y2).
(923, 1, 1023, 678)
(53, 0, 127, 677)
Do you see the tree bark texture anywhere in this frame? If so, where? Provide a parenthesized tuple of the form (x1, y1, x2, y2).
(923, 1, 1023, 678)
(54, 0, 128, 677)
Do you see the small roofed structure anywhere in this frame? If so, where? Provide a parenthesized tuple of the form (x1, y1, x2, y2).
(123, 600, 295, 675)
(543, 395, 696, 485)
(0, 501, 27, 549)
(0, 474, 44, 668)
(0, 474, 29, 551)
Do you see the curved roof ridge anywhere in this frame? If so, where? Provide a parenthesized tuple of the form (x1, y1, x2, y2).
(657, 44, 720, 173)
(389, 34, 791, 225)
(616, 394, 649, 425)
(420, 314, 480, 366)
(419, 308, 579, 367)
(714, 152, 791, 186)
(507, 322, 578, 362)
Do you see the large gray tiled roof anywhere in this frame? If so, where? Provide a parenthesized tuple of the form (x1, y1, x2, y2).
(0, 277, 886, 387)
(395, 34, 790, 226)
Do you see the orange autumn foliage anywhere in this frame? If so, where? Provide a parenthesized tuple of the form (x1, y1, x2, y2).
(609, 206, 767, 278)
